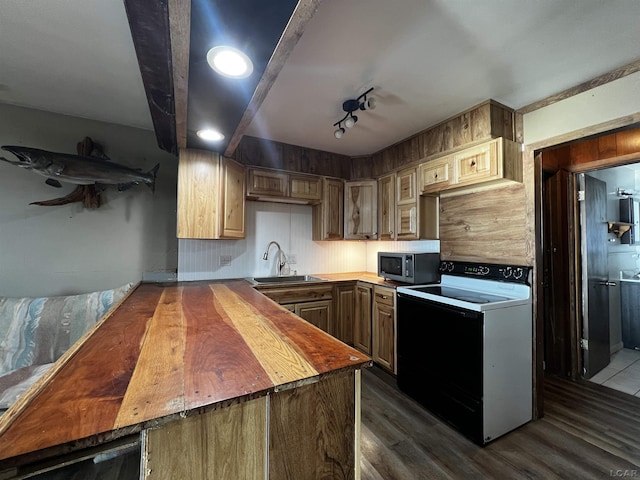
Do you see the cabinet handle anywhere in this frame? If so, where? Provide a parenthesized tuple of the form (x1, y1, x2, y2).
(470, 160, 476, 167)
(434, 173, 438, 179)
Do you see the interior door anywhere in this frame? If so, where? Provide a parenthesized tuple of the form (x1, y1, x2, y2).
(578, 173, 610, 378)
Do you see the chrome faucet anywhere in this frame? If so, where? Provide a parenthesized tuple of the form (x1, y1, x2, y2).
(263, 241, 287, 276)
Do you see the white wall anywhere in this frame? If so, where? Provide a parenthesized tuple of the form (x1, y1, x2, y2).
(178, 201, 440, 281)
(523, 71, 640, 145)
(0, 103, 178, 297)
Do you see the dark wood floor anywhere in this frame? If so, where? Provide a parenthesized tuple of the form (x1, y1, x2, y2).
(361, 366, 640, 479)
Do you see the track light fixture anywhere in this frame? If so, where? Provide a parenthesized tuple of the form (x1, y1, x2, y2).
(333, 87, 376, 139)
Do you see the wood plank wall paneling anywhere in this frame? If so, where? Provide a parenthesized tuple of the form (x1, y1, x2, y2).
(439, 183, 533, 265)
(235, 136, 351, 179)
(542, 126, 640, 171)
(234, 100, 517, 181)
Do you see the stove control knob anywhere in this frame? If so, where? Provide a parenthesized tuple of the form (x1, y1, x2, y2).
(513, 268, 524, 280)
(503, 267, 513, 279)
(479, 266, 489, 275)
(447, 262, 455, 272)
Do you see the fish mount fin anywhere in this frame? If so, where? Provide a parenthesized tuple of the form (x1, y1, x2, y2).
(147, 163, 160, 194)
(30, 185, 101, 208)
(46, 178, 62, 188)
(118, 182, 137, 192)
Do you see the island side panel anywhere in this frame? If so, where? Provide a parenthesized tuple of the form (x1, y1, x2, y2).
(269, 370, 356, 480)
(143, 396, 268, 480)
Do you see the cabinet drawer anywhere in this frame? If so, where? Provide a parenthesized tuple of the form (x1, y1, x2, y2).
(290, 174, 321, 201)
(373, 285, 395, 307)
(257, 284, 334, 304)
(453, 141, 498, 185)
(247, 169, 289, 197)
(419, 157, 451, 192)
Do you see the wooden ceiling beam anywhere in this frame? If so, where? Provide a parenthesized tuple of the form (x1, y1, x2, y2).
(124, 0, 177, 155)
(169, 0, 190, 150)
(223, 0, 322, 158)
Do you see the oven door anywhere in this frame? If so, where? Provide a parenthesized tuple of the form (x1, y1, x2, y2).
(397, 292, 484, 444)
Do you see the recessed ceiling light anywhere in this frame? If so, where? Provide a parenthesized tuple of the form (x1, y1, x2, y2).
(197, 129, 225, 141)
(206, 46, 253, 79)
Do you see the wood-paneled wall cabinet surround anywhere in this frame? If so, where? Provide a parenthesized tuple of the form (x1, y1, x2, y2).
(373, 285, 396, 373)
(177, 149, 246, 239)
(378, 174, 396, 241)
(313, 178, 344, 240)
(345, 180, 378, 240)
(354, 282, 373, 355)
(396, 167, 419, 240)
(334, 282, 356, 345)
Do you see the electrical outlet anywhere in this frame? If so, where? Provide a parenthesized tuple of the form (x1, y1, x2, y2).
(219, 255, 232, 266)
(287, 254, 297, 264)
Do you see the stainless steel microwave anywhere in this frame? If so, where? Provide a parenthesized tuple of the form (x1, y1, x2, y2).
(377, 252, 440, 284)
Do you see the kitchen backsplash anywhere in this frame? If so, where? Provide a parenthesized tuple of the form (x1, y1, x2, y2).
(178, 202, 440, 281)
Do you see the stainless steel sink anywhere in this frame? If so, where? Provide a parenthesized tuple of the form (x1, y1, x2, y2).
(249, 275, 326, 284)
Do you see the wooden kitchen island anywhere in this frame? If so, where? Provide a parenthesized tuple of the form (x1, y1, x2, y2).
(0, 281, 371, 479)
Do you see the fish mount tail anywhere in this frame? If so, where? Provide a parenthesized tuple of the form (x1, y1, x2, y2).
(117, 163, 160, 193)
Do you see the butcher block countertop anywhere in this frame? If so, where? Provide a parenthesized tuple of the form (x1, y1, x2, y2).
(0, 280, 372, 466)
(312, 271, 401, 287)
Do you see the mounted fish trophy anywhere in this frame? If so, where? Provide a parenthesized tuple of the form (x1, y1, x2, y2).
(0, 137, 159, 208)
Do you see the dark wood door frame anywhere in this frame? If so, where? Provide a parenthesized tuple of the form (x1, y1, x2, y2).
(528, 113, 640, 418)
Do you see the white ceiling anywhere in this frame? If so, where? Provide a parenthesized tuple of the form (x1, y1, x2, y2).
(2, 0, 640, 157)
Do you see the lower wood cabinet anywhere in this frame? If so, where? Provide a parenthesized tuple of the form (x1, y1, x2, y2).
(372, 285, 396, 373)
(354, 282, 373, 355)
(289, 300, 332, 332)
(257, 284, 334, 335)
(334, 282, 356, 345)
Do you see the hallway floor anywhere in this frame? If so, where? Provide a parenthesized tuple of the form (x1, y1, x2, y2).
(588, 348, 640, 396)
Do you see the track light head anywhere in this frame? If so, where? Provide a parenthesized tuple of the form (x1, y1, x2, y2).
(345, 115, 358, 128)
(332, 87, 376, 138)
(360, 97, 376, 111)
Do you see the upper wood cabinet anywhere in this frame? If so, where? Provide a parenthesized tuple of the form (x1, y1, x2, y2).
(290, 173, 322, 201)
(177, 149, 245, 239)
(246, 168, 322, 203)
(418, 137, 522, 196)
(395, 167, 419, 240)
(247, 168, 289, 197)
(419, 156, 452, 193)
(344, 180, 377, 240)
(313, 178, 344, 240)
(377, 174, 396, 241)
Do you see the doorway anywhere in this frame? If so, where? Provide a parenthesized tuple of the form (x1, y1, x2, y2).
(542, 151, 640, 396)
